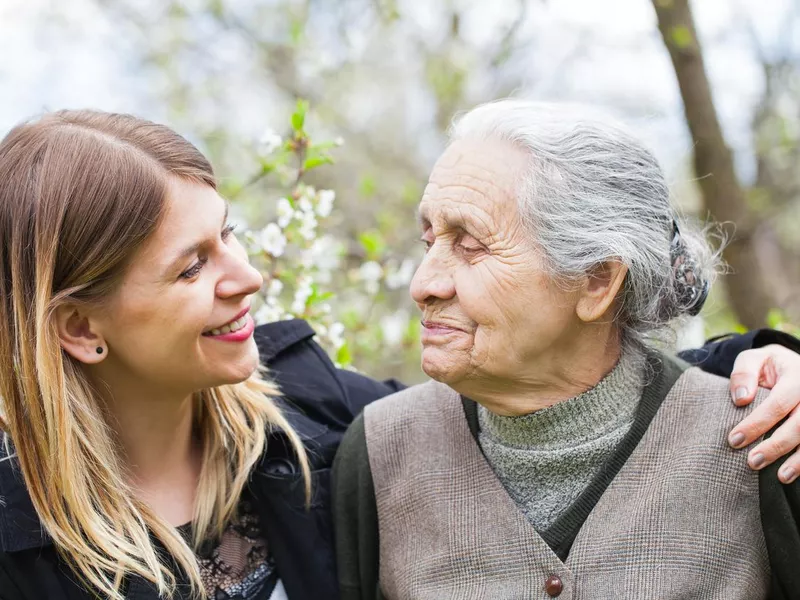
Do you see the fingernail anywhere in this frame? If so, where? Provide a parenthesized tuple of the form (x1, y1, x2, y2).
(780, 466, 796, 483)
(734, 386, 749, 402)
(750, 452, 766, 469)
(729, 432, 746, 448)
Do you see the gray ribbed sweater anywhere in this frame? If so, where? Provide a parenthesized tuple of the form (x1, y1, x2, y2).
(478, 349, 644, 531)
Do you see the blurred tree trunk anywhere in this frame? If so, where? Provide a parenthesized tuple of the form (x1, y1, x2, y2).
(652, 0, 773, 328)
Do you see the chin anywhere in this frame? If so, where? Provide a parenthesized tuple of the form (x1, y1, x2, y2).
(420, 347, 466, 385)
(215, 349, 260, 385)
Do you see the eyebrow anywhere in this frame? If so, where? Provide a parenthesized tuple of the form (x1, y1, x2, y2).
(169, 201, 230, 269)
(416, 208, 429, 229)
(417, 205, 494, 242)
(417, 207, 468, 231)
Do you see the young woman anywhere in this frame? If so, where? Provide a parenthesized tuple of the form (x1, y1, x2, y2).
(0, 109, 797, 600)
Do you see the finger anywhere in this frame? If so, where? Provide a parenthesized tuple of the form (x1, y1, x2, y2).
(728, 379, 797, 449)
(777, 448, 800, 485)
(729, 348, 769, 407)
(744, 403, 800, 470)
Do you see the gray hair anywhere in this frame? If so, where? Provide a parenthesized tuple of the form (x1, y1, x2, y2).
(449, 99, 721, 341)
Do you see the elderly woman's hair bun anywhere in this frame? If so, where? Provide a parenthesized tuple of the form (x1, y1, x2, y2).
(659, 219, 712, 320)
(450, 99, 723, 342)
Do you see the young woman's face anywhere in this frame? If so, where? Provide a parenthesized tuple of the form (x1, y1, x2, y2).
(94, 177, 263, 395)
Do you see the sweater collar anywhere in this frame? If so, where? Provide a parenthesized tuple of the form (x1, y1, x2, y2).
(477, 348, 645, 450)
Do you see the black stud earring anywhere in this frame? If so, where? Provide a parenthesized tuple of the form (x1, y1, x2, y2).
(96, 347, 104, 355)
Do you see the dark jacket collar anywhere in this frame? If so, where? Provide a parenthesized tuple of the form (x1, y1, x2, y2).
(0, 319, 326, 554)
(0, 446, 46, 553)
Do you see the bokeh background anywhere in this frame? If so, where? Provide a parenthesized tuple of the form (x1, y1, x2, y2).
(2, 0, 798, 382)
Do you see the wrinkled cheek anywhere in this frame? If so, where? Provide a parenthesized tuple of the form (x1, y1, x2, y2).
(469, 327, 495, 368)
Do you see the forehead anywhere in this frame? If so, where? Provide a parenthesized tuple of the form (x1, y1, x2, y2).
(133, 178, 224, 267)
(419, 138, 528, 227)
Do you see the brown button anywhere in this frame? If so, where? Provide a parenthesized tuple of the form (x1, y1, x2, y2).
(545, 574, 563, 597)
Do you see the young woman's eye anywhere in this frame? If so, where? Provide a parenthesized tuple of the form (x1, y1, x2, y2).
(179, 257, 208, 280)
(221, 222, 237, 241)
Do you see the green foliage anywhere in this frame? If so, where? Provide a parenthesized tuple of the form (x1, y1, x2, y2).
(766, 309, 800, 336)
(359, 230, 386, 260)
(359, 175, 378, 198)
(291, 99, 309, 132)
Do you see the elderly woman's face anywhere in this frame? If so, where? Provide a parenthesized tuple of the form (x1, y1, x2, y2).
(411, 138, 584, 391)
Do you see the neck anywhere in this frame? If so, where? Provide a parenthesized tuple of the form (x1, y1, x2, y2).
(90, 367, 202, 524)
(457, 324, 623, 417)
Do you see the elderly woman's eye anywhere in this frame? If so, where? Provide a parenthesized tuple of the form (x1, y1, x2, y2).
(458, 235, 484, 254)
(420, 231, 434, 251)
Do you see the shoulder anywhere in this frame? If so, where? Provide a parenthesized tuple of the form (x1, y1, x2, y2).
(364, 379, 456, 422)
(336, 381, 457, 476)
(361, 380, 463, 466)
(254, 319, 401, 470)
(669, 364, 767, 422)
(255, 319, 348, 431)
(256, 319, 403, 425)
(0, 442, 52, 556)
(256, 319, 393, 435)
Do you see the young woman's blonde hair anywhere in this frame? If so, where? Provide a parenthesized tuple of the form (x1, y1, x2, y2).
(0, 110, 311, 599)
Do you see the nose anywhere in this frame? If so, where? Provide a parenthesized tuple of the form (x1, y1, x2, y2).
(216, 245, 264, 299)
(409, 248, 456, 307)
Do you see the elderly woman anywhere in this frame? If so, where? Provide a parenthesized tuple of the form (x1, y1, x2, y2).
(332, 100, 800, 599)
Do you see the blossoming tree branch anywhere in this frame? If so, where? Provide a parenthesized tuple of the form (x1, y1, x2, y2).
(238, 100, 420, 371)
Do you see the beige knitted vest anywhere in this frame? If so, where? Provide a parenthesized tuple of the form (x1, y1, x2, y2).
(363, 366, 769, 599)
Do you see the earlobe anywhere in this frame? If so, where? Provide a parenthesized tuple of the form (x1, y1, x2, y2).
(54, 304, 107, 365)
(576, 261, 629, 323)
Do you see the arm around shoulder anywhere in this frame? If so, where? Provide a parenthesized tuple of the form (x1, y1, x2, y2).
(332, 412, 383, 600)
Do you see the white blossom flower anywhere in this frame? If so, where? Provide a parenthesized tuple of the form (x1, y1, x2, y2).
(300, 249, 314, 269)
(291, 276, 314, 314)
(359, 261, 383, 295)
(298, 195, 313, 214)
(266, 278, 284, 298)
(328, 321, 345, 349)
(260, 223, 286, 257)
(276, 197, 294, 228)
(381, 311, 408, 347)
(296, 186, 316, 214)
(334, 137, 345, 147)
(316, 189, 335, 217)
(385, 258, 416, 290)
(298, 211, 318, 241)
(258, 129, 282, 155)
(309, 236, 341, 272)
(255, 300, 284, 325)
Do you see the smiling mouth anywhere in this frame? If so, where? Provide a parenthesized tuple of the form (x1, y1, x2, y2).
(421, 321, 464, 334)
(203, 307, 251, 336)
(203, 315, 249, 336)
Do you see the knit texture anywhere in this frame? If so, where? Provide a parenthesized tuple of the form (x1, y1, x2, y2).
(478, 348, 644, 531)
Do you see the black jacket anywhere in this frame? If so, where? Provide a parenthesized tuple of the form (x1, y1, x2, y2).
(0, 321, 796, 599)
(0, 320, 401, 600)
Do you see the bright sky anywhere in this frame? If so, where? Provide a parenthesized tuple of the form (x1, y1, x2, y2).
(0, 0, 794, 184)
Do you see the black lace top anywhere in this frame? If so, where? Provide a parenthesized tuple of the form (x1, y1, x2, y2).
(180, 496, 279, 600)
